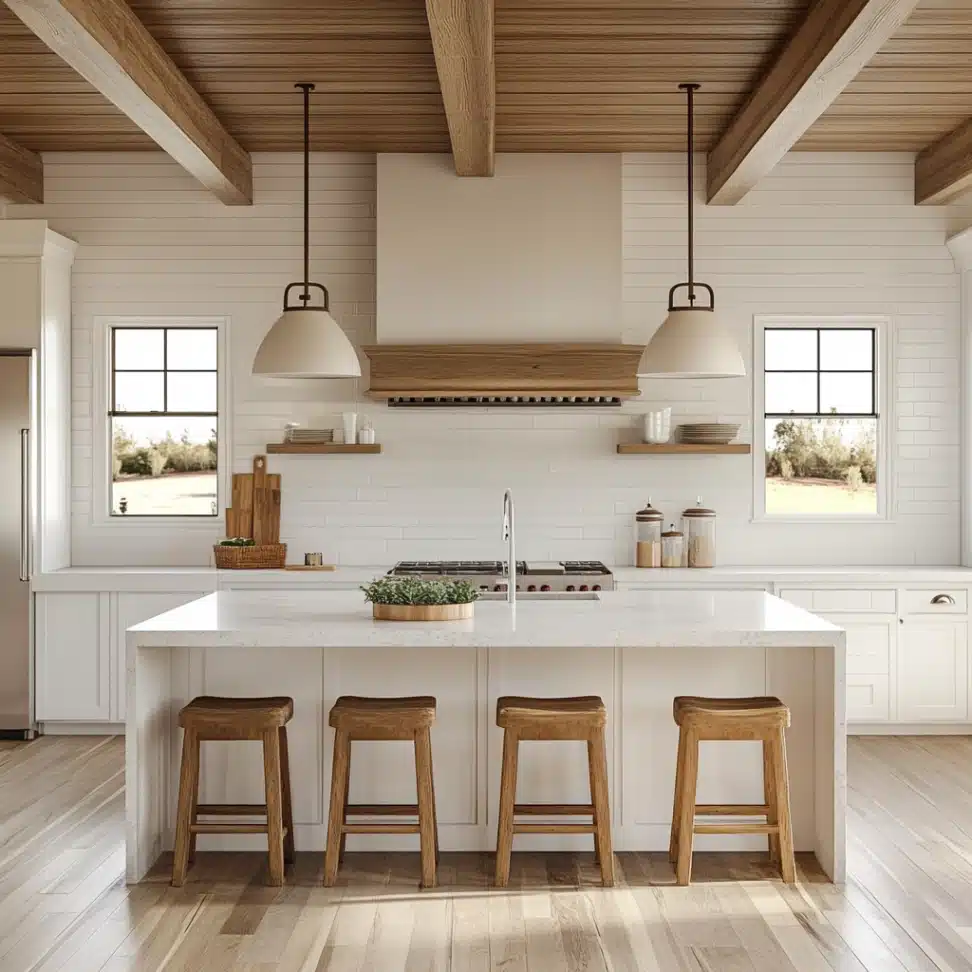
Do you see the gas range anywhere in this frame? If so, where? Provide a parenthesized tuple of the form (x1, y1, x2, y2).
(387, 560, 614, 593)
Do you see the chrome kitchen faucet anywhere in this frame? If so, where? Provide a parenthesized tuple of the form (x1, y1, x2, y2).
(502, 488, 515, 606)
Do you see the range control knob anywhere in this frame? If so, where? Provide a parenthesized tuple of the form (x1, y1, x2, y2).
(592, 584, 602, 591)
(540, 584, 552, 592)
(580, 585, 590, 592)
(479, 585, 489, 591)
(566, 585, 576, 592)
(493, 584, 505, 592)
(527, 585, 537, 592)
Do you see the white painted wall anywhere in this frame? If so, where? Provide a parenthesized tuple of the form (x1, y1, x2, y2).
(4, 151, 965, 567)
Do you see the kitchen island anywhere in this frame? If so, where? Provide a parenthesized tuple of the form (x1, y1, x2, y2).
(126, 589, 846, 883)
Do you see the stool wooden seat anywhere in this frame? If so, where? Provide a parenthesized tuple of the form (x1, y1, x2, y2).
(494, 695, 613, 888)
(172, 696, 295, 887)
(324, 696, 439, 888)
(669, 695, 795, 886)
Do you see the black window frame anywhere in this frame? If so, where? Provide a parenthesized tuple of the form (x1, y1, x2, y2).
(763, 326, 878, 420)
(109, 325, 219, 519)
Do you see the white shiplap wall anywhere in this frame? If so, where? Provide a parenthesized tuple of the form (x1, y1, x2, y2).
(5, 151, 964, 566)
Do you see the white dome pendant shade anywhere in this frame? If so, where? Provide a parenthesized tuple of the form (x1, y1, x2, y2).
(637, 84, 744, 380)
(253, 83, 361, 379)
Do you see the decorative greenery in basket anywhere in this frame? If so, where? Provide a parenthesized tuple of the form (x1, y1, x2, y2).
(219, 537, 256, 547)
(362, 577, 480, 621)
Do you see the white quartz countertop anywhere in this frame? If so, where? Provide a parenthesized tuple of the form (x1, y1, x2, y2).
(128, 589, 843, 650)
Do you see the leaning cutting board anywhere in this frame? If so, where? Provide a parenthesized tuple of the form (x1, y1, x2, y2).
(225, 455, 281, 543)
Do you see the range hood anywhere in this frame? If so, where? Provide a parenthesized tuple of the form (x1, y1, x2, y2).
(362, 343, 643, 407)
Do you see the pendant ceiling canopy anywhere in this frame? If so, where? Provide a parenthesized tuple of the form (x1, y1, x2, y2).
(253, 82, 361, 379)
(637, 84, 745, 380)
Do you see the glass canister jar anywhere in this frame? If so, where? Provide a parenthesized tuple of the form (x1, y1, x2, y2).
(661, 523, 684, 568)
(683, 498, 716, 568)
(635, 499, 664, 568)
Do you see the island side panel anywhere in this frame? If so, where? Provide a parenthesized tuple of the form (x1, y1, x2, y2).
(125, 636, 172, 883)
(621, 647, 797, 851)
(814, 640, 847, 882)
(487, 647, 617, 851)
(189, 648, 327, 851)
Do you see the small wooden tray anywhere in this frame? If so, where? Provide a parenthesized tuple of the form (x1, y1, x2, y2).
(372, 603, 474, 622)
(282, 565, 338, 571)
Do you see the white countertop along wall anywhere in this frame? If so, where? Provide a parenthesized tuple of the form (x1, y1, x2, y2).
(9, 151, 968, 568)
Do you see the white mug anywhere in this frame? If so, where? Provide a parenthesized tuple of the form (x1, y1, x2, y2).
(643, 408, 672, 444)
(342, 412, 358, 445)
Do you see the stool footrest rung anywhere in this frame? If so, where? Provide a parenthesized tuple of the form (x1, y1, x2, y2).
(345, 804, 418, 816)
(195, 804, 268, 816)
(693, 822, 779, 836)
(190, 823, 291, 836)
(694, 804, 770, 816)
(514, 803, 595, 816)
(341, 823, 421, 835)
(513, 823, 596, 835)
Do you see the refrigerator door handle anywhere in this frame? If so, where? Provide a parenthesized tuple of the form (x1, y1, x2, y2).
(20, 428, 29, 582)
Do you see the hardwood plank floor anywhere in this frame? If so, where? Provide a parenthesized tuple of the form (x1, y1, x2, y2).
(0, 735, 970, 971)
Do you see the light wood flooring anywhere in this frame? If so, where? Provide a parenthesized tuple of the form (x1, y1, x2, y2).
(0, 734, 971, 970)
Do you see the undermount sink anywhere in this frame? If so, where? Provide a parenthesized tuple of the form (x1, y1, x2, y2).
(479, 591, 601, 601)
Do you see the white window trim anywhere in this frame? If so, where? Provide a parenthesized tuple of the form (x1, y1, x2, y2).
(752, 315, 894, 524)
(92, 315, 231, 531)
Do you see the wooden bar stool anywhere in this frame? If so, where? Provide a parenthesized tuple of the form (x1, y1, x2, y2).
(669, 695, 795, 885)
(172, 696, 295, 887)
(494, 695, 613, 888)
(324, 696, 439, 888)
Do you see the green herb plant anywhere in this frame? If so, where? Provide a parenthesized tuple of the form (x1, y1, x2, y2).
(361, 577, 481, 606)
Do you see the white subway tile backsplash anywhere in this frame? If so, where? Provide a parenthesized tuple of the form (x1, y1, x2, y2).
(5, 151, 961, 566)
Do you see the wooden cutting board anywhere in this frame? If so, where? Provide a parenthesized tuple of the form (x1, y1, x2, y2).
(226, 455, 281, 542)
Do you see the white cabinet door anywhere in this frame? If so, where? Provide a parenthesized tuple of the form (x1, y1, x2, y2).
(35, 592, 110, 721)
(113, 592, 203, 722)
(897, 620, 968, 722)
(816, 614, 895, 722)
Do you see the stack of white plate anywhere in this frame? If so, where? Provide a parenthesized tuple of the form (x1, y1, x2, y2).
(284, 428, 335, 444)
(677, 423, 740, 445)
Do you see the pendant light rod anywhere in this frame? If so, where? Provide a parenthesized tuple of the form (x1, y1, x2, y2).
(296, 82, 314, 307)
(679, 82, 700, 307)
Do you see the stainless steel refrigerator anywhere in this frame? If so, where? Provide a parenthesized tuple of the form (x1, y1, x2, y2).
(0, 351, 34, 739)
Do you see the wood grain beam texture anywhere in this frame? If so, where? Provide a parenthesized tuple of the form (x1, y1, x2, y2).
(707, 0, 922, 205)
(0, 131, 42, 203)
(425, 0, 494, 176)
(916, 118, 972, 205)
(2, 0, 251, 204)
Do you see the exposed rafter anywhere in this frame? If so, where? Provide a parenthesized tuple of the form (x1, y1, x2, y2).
(0, 131, 42, 203)
(3, 0, 251, 204)
(916, 118, 972, 206)
(707, 0, 921, 205)
(424, 0, 495, 176)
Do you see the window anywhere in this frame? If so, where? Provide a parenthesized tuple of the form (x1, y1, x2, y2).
(109, 325, 219, 517)
(755, 318, 889, 519)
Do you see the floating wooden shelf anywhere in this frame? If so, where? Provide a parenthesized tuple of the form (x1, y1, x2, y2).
(266, 443, 382, 455)
(617, 443, 751, 455)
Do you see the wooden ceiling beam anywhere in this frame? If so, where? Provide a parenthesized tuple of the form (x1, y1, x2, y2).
(3, 0, 251, 204)
(707, 0, 921, 205)
(424, 0, 495, 176)
(0, 131, 42, 203)
(916, 118, 972, 205)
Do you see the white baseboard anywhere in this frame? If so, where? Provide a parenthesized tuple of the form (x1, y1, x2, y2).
(850, 723, 972, 735)
(39, 721, 125, 736)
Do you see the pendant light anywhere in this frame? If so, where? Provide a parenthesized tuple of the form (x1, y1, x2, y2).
(253, 83, 361, 378)
(637, 83, 745, 379)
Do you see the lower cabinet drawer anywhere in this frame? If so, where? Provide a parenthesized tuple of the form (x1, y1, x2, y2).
(847, 674, 890, 722)
(779, 588, 896, 614)
(902, 588, 968, 615)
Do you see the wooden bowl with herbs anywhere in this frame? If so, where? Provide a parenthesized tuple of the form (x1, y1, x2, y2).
(362, 577, 480, 621)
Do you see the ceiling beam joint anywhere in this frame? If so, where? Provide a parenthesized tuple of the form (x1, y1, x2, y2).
(425, 0, 495, 177)
(3, 0, 251, 204)
(707, 0, 921, 205)
(0, 132, 42, 204)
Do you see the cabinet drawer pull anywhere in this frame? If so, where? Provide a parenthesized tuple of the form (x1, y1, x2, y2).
(930, 594, 956, 605)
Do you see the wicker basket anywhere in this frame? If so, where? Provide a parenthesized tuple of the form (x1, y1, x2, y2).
(213, 543, 287, 570)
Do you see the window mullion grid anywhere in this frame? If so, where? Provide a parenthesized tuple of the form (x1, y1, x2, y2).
(815, 328, 821, 415)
